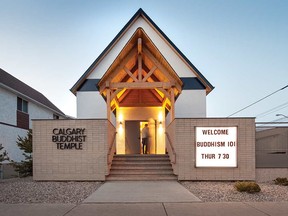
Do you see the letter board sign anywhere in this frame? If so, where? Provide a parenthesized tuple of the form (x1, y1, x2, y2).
(195, 127, 237, 167)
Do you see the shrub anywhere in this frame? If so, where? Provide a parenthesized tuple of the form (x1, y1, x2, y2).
(274, 177, 288, 186)
(0, 144, 9, 164)
(13, 129, 33, 177)
(234, 181, 261, 193)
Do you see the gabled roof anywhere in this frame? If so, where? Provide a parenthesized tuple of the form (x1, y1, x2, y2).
(70, 8, 214, 95)
(0, 68, 65, 116)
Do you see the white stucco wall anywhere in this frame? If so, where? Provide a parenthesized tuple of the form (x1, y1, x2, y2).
(28, 102, 55, 127)
(175, 90, 206, 118)
(0, 87, 17, 125)
(0, 124, 27, 162)
(88, 16, 196, 79)
(76, 91, 106, 119)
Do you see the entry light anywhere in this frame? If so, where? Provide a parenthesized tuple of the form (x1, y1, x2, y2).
(159, 121, 162, 125)
(119, 121, 123, 125)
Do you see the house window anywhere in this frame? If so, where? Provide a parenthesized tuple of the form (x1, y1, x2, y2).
(17, 97, 28, 113)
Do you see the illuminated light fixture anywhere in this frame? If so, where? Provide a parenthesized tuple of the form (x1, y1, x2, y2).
(159, 121, 162, 125)
(120, 121, 123, 125)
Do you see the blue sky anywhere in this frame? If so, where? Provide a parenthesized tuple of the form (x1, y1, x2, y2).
(1, 0, 287, 122)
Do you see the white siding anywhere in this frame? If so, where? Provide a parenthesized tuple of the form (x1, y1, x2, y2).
(0, 86, 61, 163)
(76, 91, 106, 118)
(0, 124, 27, 162)
(0, 87, 17, 125)
(175, 90, 206, 118)
(28, 102, 54, 127)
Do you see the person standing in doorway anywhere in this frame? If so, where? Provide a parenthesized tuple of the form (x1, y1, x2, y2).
(141, 124, 149, 154)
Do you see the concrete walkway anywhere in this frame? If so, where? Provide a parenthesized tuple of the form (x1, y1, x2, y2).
(84, 181, 201, 203)
(1, 181, 288, 216)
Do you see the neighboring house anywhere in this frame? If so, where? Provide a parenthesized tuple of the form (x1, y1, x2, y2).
(0, 68, 66, 163)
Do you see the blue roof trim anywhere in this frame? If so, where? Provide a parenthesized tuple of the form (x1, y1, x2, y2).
(180, 77, 206, 90)
(70, 8, 214, 95)
(77, 77, 205, 91)
(78, 79, 100, 91)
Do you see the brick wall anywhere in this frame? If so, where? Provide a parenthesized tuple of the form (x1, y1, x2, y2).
(166, 118, 255, 181)
(33, 119, 115, 181)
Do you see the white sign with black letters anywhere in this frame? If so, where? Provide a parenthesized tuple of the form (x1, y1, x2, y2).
(195, 127, 237, 167)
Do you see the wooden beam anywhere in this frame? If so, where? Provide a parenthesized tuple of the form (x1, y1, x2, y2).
(156, 87, 170, 100)
(143, 64, 160, 82)
(110, 81, 171, 90)
(143, 47, 182, 92)
(142, 66, 157, 82)
(118, 89, 131, 102)
(150, 89, 164, 102)
(138, 54, 142, 81)
(110, 88, 123, 101)
(138, 38, 142, 54)
(124, 66, 138, 82)
(121, 64, 138, 83)
(98, 47, 137, 93)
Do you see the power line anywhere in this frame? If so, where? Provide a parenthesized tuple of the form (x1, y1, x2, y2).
(256, 101, 288, 119)
(227, 84, 288, 117)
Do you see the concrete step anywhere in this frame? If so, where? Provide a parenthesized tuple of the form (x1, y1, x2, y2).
(112, 160, 171, 165)
(111, 165, 172, 170)
(114, 154, 168, 158)
(110, 169, 174, 175)
(113, 157, 170, 161)
(106, 174, 178, 181)
(107, 154, 177, 181)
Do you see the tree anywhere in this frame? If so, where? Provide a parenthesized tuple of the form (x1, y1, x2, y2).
(13, 129, 33, 177)
(0, 144, 9, 165)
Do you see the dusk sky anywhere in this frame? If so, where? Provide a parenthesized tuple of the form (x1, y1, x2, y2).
(1, 0, 287, 122)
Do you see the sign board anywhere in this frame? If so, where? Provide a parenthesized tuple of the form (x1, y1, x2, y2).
(51, 128, 86, 150)
(195, 127, 237, 167)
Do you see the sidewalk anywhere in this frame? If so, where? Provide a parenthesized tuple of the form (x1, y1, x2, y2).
(1, 202, 288, 216)
(0, 181, 287, 216)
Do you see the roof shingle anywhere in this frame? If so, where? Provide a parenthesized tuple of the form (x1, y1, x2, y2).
(0, 68, 65, 116)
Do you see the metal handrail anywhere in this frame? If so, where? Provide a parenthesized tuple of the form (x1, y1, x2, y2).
(165, 132, 176, 164)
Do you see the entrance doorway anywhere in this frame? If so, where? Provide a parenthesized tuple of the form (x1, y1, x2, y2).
(125, 120, 156, 154)
(125, 121, 141, 154)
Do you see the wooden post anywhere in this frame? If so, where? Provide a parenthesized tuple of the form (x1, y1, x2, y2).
(170, 88, 175, 122)
(106, 89, 111, 121)
(138, 38, 142, 54)
(138, 38, 142, 81)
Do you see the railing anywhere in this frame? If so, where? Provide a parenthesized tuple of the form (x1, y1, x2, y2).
(107, 132, 117, 166)
(165, 132, 176, 164)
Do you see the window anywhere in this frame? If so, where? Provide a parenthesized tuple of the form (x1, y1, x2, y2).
(53, 114, 59, 119)
(17, 97, 28, 113)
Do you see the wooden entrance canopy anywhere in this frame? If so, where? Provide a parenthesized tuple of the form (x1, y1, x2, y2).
(97, 28, 183, 121)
